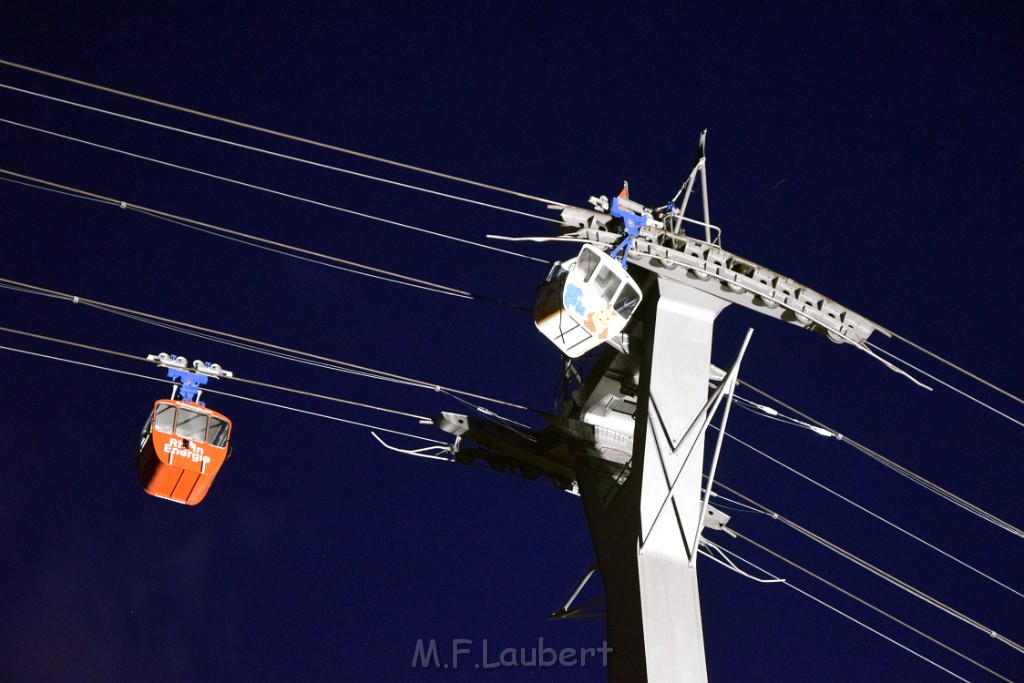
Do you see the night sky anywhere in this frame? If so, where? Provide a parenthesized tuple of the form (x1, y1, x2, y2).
(1, 3, 1022, 681)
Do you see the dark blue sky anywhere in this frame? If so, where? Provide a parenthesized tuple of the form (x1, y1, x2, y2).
(1, 3, 1022, 681)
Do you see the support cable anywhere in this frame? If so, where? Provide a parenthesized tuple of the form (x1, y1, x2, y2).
(0, 82, 563, 226)
(716, 481, 1024, 656)
(0, 118, 547, 263)
(0, 171, 532, 311)
(890, 331, 1024, 409)
(703, 490, 775, 517)
(0, 279, 471, 402)
(739, 380, 1024, 540)
(732, 394, 840, 438)
(710, 539, 996, 683)
(713, 425, 1024, 600)
(867, 340, 1024, 429)
(0, 170, 473, 300)
(0, 59, 564, 206)
(0, 342, 446, 446)
(135, 207, 473, 302)
(0, 172, 116, 207)
(0, 276, 531, 412)
(12, 65, 1015, 411)
(0, 326, 430, 422)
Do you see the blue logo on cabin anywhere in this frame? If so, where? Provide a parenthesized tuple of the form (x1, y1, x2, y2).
(564, 284, 586, 315)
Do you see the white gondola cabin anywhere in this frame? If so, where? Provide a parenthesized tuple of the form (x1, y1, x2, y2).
(535, 244, 643, 357)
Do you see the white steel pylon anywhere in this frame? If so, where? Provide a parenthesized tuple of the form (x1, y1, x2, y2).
(568, 274, 747, 682)
(438, 135, 897, 682)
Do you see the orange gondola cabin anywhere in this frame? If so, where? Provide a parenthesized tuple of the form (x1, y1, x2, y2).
(136, 354, 233, 505)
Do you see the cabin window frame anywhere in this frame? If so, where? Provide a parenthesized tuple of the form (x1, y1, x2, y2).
(592, 264, 622, 304)
(154, 403, 177, 433)
(208, 415, 230, 448)
(576, 246, 601, 283)
(174, 406, 210, 443)
(613, 279, 641, 317)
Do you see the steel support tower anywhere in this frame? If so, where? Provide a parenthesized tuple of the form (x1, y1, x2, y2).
(437, 140, 892, 680)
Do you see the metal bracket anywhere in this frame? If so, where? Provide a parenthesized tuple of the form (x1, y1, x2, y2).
(548, 562, 606, 620)
(698, 539, 785, 584)
(146, 353, 232, 404)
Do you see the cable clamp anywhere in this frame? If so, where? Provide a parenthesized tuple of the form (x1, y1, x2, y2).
(119, 200, 127, 209)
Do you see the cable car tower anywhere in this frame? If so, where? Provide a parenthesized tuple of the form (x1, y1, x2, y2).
(438, 132, 906, 681)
